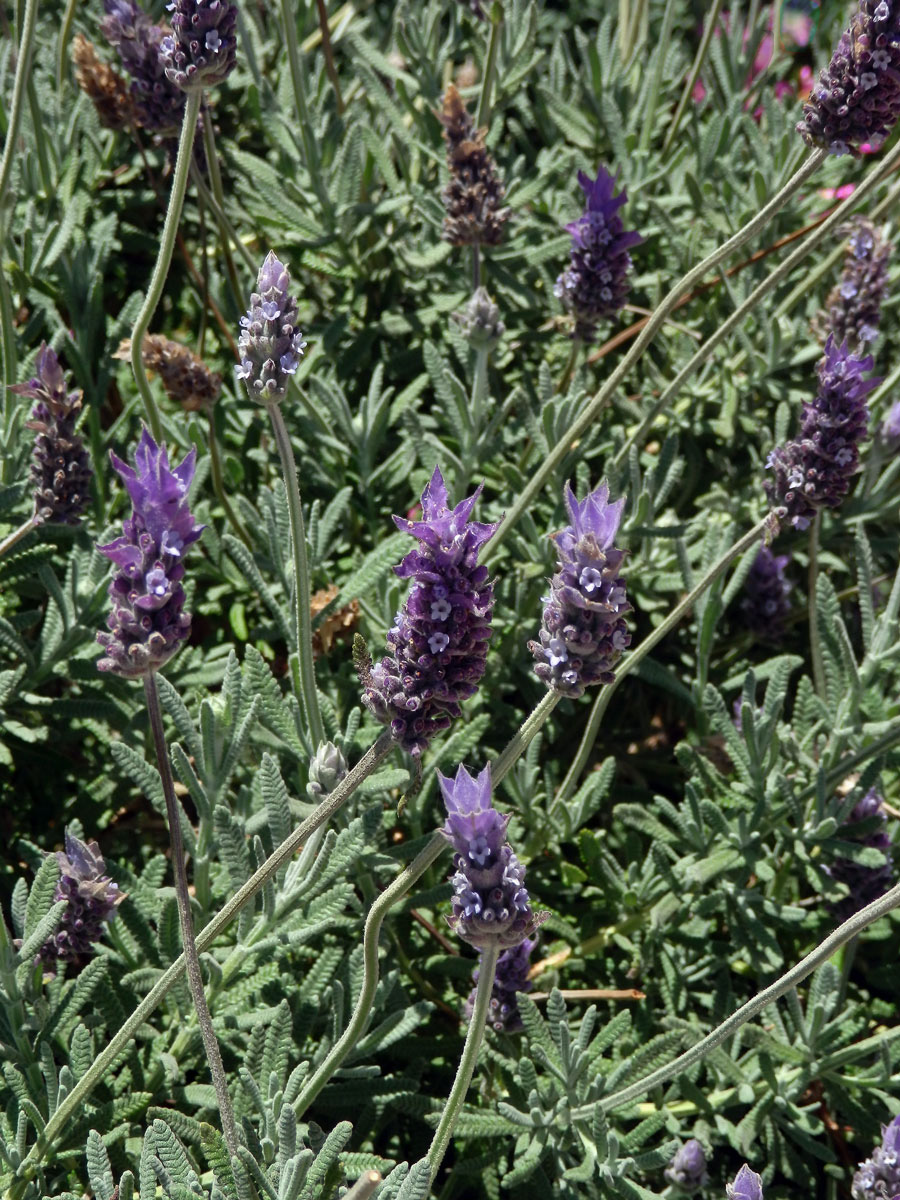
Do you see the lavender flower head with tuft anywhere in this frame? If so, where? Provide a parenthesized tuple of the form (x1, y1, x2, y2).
(739, 545, 792, 641)
(96, 428, 204, 677)
(439, 764, 545, 951)
(38, 830, 124, 967)
(11, 343, 92, 526)
(664, 1139, 709, 1193)
(101, 0, 185, 134)
(816, 218, 891, 352)
(797, 0, 900, 156)
(160, 0, 237, 91)
(529, 481, 631, 698)
(466, 937, 538, 1032)
(852, 1112, 900, 1199)
(726, 1165, 764, 1200)
(235, 251, 307, 405)
(554, 165, 641, 343)
(826, 789, 894, 922)
(765, 336, 878, 531)
(359, 468, 497, 756)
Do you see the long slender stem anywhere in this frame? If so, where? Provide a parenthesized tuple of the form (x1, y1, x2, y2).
(594, 880, 900, 1115)
(129, 90, 202, 443)
(0, 0, 37, 214)
(143, 671, 239, 1156)
(809, 510, 826, 699)
(207, 409, 252, 546)
(267, 401, 325, 747)
(557, 338, 581, 394)
(662, 0, 725, 156)
(280, 0, 329, 216)
(556, 514, 771, 803)
(315, 0, 344, 113)
(492, 691, 560, 782)
(482, 150, 825, 565)
(427, 944, 499, 1183)
(200, 117, 247, 303)
(0, 515, 36, 559)
(12, 730, 394, 1189)
(476, 3, 503, 130)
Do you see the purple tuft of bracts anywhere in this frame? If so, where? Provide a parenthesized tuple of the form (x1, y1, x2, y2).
(726, 1165, 764, 1200)
(96, 428, 204, 678)
(739, 546, 792, 641)
(160, 0, 237, 91)
(38, 831, 124, 967)
(664, 1139, 709, 1193)
(11, 343, 93, 526)
(816, 219, 891, 352)
(880, 399, 900, 443)
(101, 0, 185, 135)
(554, 165, 641, 343)
(466, 936, 537, 1032)
(439, 764, 545, 951)
(235, 252, 307, 405)
(826, 789, 894, 922)
(797, 0, 900, 157)
(529, 481, 631, 698)
(765, 337, 878, 531)
(359, 468, 497, 756)
(852, 1112, 900, 1199)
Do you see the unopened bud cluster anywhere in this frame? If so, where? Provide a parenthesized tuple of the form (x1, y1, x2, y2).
(38, 831, 124, 967)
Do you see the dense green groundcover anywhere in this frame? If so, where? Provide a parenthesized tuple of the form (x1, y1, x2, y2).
(1, 0, 900, 1194)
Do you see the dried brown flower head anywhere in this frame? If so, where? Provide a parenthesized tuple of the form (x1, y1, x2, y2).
(311, 585, 359, 658)
(72, 34, 137, 130)
(115, 335, 222, 412)
(438, 84, 509, 247)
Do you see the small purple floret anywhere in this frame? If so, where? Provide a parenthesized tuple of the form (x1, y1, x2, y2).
(765, 337, 878, 530)
(160, 0, 237, 91)
(359, 468, 497, 756)
(726, 1165, 764, 1200)
(664, 1139, 709, 1193)
(96, 428, 204, 677)
(439, 764, 545, 951)
(38, 830, 124, 967)
(852, 1112, 900, 1199)
(529, 481, 631, 698)
(554, 166, 641, 343)
(235, 251, 307, 404)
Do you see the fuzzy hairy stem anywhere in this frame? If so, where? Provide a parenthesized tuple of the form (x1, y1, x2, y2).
(427, 943, 499, 1183)
(492, 690, 560, 782)
(0, 516, 37, 559)
(11, 730, 394, 1187)
(207, 410, 252, 547)
(315, 0, 344, 113)
(0, 0, 38, 214)
(809, 511, 827, 699)
(267, 400, 325, 747)
(556, 514, 772, 804)
(482, 150, 826, 565)
(144, 671, 239, 1155)
(129, 89, 203, 443)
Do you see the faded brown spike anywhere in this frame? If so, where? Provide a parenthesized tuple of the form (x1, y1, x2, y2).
(72, 34, 137, 131)
(352, 632, 373, 687)
(438, 85, 509, 247)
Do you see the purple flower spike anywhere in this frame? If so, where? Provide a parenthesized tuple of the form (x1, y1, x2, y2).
(797, 1, 900, 157)
(101, 0, 185, 134)
(816, 219, 891, 353)
(853, 1112, 900, 1198)
(529, 481, 631, 698)
(38, 830, 125, 968)
(554, 165, 641, 343)
(160, 0, 237, 91)
(359, 468, 497, 757)
(765, 337, 878, 530)
(466, 936, 537, 1033)
(439, 764, 545, 951)
(726, 1165, 764, 1200)
(235, 251, 307, 405)
(664, 1139, 709, 1193)
(739, 546, 792, 641)
(826, 789, 894, 922)
(96, 428, 204, 678)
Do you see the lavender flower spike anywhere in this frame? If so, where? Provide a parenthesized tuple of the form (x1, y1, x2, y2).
(10, 343, 92, 526)
(359, 468, 497, 756)
(235, 251, 307, 405)
(38, 830, 125, 967)
(816, 218, 891, 352)
(726, 1165, 764, 1200)
(96, 427, 204, 677)
(466, 936, 537, 1032)
(765, 337, 878, 531)
(664, 1139, 709, 1193)
(529, 481, 631, 698)
(554, 165, 642, 343)
(797, 0, 900, 156)
(739, 546, 792, 642)
(160, 0, 237, 91)
(852, 1111, 900, 1198)
(101, 0, 185, 135)
(439, 764, 546, 951)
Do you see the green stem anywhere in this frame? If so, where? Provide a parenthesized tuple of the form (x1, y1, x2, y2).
(207, 409, 252, 546)
(593, 879, 900, 1115)
(809, 510, 826, 699)
(200, 116, 249, 299)
(637, 0, 677, 154)
(280, 0, 330, 216)
(427, 944, 499, 1184)
(144, 671, 239, 1156)
(662, 0, 725, 156)
(267, 400, 325, 747)
(557, 338, 581, 394)
(471, 244, 481, 291)
(11, 731, 393, 1189)
(556, 514, 771, 804)
(129, 89, 202, 442)
(475, 3, 503, 130)
(0, 515, 36, 559)
(0, 0, 37, 213)
(482, 150, 827, 565)
(56, 0, 78, 93)
(0, 259, 17, 412)
(611, 137, 900, 472)
(492, 690, 560, 782)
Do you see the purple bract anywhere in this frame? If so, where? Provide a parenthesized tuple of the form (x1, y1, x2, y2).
(96, 428, 204, 678)
(359, 468, 497, 756)
(726, 1165, 764, 1200)
(664, 1139, 709, 1193)
(739, 545, 792, 641)
(235, 251, 307, 405)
